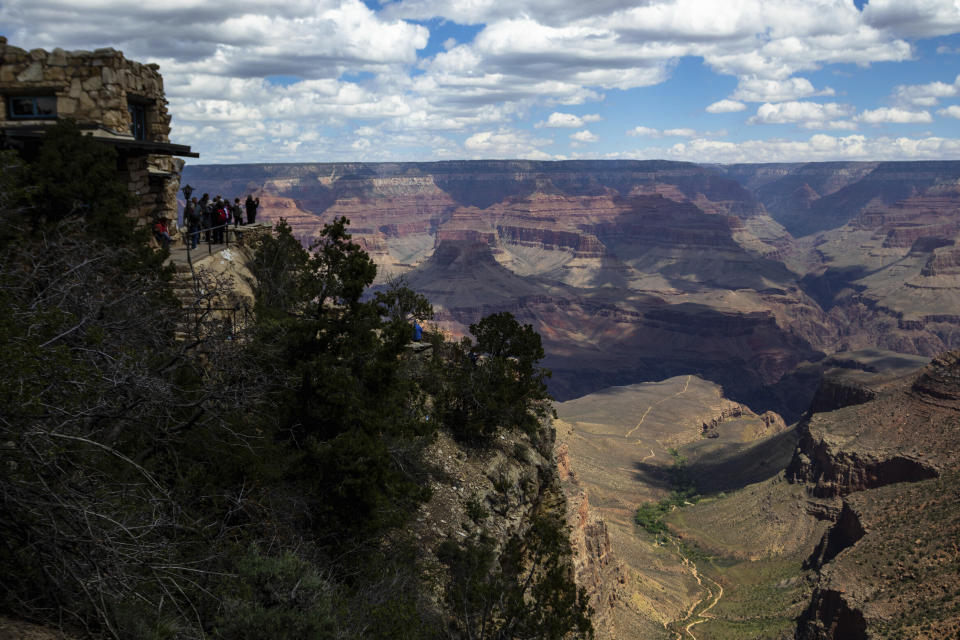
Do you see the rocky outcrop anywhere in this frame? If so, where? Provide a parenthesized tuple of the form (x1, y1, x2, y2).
(563, 485, 626, 636)
(911, 348, 960, 407)
(790, 447, 938, 498)
(790, 349, 960, 637)
(797, 589, 868, 640)
(806, 501, 865, 569)
(807, 364, 881, 414)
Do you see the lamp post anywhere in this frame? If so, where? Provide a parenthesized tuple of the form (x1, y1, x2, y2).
(182, 183, 194, 202)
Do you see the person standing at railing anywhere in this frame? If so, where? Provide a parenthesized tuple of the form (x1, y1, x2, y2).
(185, 197, 201, 249)
(245, 194, 260, 225)
(231, 197, 244, 227)
(212, 196, 227, 244)
(199, 193, 212, 244)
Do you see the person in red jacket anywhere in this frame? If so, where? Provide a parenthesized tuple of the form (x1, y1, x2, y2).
(153, 216, 171, 251)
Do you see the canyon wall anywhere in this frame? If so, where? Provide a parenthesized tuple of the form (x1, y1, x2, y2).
(182, 159, 960, 415)
(788, 350, 960, 638)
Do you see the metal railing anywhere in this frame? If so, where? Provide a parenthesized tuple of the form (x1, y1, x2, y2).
(184, 221, 237, 257)
(178, 222, 253, 341)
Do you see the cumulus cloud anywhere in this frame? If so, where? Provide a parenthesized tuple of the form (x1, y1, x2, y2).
(463, 129, 553, 158)
(663, 128, 696, 137)
(748, 101, 856, 129)
(892, 74, 960, 107)
(627, 126, 703, 138)
(731, 77, 833, 102)
(2, 0, 428, 74)
(939, 105, 960, 119)
(537, 112, 601, 128)
(863, 0, 960, 39)
(570, 130, 598, 143)
(628, 126, 660, 137)
(4, 0, 960, 162)
(856, 107, 933, 124)
(706, 99, 747, 113)
(629, 133, 960, 164)
(394, 0, 916, 127)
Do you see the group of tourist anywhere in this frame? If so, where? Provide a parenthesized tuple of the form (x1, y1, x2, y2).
(180, 193, 261, 250)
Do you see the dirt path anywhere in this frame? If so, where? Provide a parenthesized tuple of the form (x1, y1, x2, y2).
(625, 375, 692, 440)
(685, 576, 723, 640)
(669, 539, 724, 640)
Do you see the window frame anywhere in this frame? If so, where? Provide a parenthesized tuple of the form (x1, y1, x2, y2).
(8, 95, 57, 120)
(127, 102, 147, 140)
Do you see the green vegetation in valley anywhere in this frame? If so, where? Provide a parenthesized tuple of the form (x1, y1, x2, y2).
(633, 448, 700, 536)
(631, 437, 815, 639)
(0, 122, 591, 639)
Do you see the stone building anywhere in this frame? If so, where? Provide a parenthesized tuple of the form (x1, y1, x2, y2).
(0, 36, 196, 226)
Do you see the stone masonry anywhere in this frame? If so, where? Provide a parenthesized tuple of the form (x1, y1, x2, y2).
(0, 36, 193, 228)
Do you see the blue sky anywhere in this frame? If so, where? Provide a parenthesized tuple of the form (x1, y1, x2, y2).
(3, 0, 960, 163)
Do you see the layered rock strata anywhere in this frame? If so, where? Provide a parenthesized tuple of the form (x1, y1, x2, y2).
(790, 350, 960, 638)
(182, 160, 960, 412)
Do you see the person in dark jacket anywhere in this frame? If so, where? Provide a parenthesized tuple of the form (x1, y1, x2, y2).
(186, 197, 201, 249)
(198, 193, 211, 244)
(231, 198, 244, 227)
(245, 194, 260, 225)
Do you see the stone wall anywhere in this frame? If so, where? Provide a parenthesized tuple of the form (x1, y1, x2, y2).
(125, 155, 185, 226)
(0, 37, 191, 230)
(0, 36, 170, 141)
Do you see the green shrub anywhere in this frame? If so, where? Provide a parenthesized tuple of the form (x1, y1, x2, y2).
(214, 549, 338, 640)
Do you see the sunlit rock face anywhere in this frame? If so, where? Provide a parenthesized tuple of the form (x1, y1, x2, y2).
(182, 160, 960, 412)
(787, 350, 960, 640)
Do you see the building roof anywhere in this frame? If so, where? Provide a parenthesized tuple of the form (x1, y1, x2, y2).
(1, 122, 198, 157)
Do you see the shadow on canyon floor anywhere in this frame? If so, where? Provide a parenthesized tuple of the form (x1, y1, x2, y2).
(631, 427, 800, 496)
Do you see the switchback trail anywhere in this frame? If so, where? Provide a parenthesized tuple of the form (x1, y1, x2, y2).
(625, 375, 693, 440)
(669, 538, 724, 640)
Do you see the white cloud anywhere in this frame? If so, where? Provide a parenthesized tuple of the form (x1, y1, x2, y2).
(628, 133, 960, 164)
(731, 77, 833, 102)
(748, 101, 855, 128)
(863, 0, 960, 39)
(570, 129, 598, 143)
(463, 129, 553, 158)
(394, 0, 918, 129)
(937, 105, 960, 119)
(892, 75, 960, 107)
(856, 107, 933, 124)
(5, 0, 960, 162)
(663, 128, 696, 137)
(706, 99, 747, 113)
(627, 126, 707, 138)
(628, 126, 661, 137)
(537, 112, 599, 128)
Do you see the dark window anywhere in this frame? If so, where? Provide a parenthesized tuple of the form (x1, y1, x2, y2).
(8, 96, 57, 119)
(128, 102, 146, 140)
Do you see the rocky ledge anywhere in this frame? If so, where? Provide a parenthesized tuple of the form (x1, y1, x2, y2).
(791, 349, 960, 638)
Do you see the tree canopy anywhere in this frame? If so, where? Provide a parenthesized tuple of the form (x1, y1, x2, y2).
(0, 124, 590, 639)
